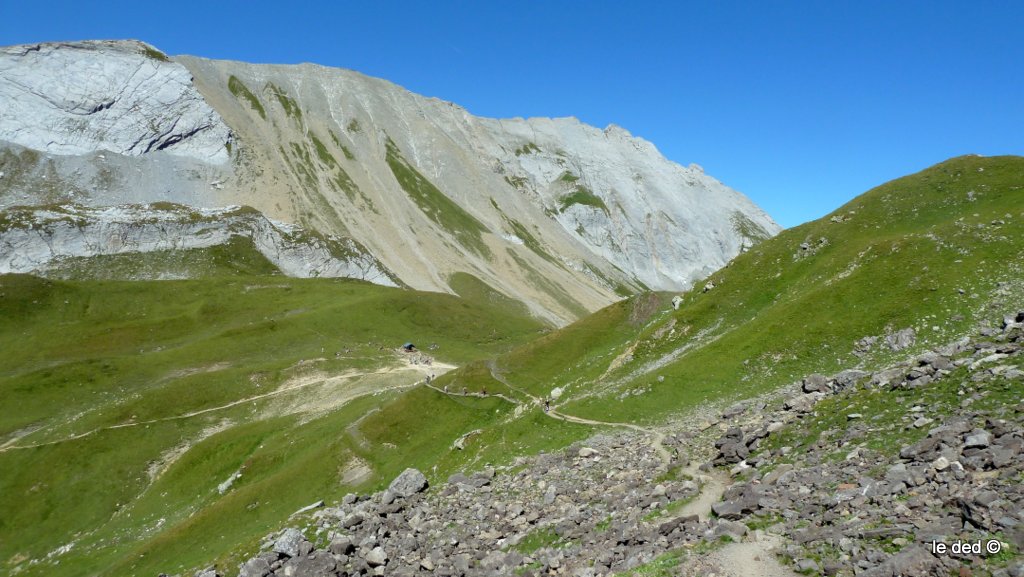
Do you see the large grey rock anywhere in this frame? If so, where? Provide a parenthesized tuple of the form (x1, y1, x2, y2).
(886, 328, 917, 351)
(272, 528, 305, 558)
(281, 552, 337, 577)
(833, 369, 869, 388)
(340, 512, 364, 529)
(802, 374, 831, 393)
(711, 500, 746, 520)
(388, 468, 429, 499)
(784, 393, 821, 413)
(328, 535, 354, 556)
(858, 545, 938, 576)
(364, 546, 388, 567)
(0, 41, 230, 162)
(964, 429, 992, 448)
(237, 556, 271, 577)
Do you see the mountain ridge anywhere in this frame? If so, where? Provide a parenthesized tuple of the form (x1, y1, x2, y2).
(0, 39, 780, 324)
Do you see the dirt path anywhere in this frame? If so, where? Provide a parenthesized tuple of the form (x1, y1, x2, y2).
(1, 357, 456, 453)
(463, 364, 794, 574)
(673, 461, 728, 522)
(423, 384, 521, 406)
(694, 532, 800, 577)
(667, 460, 797, 576)
(477, 362, 674, 466)
(548, 409, 675, 465)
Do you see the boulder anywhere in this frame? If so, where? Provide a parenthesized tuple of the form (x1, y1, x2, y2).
(712, 519, 748, 541)
(364, 546, 388, 567)
(964, 429, 992, 448)
(388, 468, 428, 498)
(721, 402, 748, 419)
(886, 328, 916, 351)
(763, 463, 794, 485)
(784, 393, 821, 413)
(281, 552, 337, 577)
(833, 369, 869, 389)
(859, 545, 939, 576)
(329, 535, 354, 555)
(272, 528, 305, 558)
(802, 374, 831, 393)
(711, 500, 745, 520)
(341, 512, 364, 528)
(237, 557, 270, 577)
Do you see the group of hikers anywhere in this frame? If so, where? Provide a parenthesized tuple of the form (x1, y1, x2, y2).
(438, 383, 486, 397)
(432, 379, 552, 412)
(409, 342, 551, 412)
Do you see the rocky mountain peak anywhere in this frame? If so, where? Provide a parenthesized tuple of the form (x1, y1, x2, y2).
(1, 40, 779, 323)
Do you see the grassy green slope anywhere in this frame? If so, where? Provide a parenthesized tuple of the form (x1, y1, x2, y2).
(4, 154, 1021, 576)
(40, 236, 282, 280)
(565, 155, 1024, 421)
(384, 137, 492, 259)
(0, 274, 545, 576)
(436, 155, 1023, 427)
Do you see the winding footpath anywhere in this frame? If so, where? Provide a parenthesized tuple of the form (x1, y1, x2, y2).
(479, 362, 795, 576)
(488, 363, 674, 466)
(7, 354, 799, 575)
(1, 358, 457, 453)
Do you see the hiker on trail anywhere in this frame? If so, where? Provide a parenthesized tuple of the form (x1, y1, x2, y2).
(543, 400, 550, 412)
(426, 374, 432, 384)
(443, 384, 448, 393)
(462, 387, 468, 395)
(481, 387, 486, 397)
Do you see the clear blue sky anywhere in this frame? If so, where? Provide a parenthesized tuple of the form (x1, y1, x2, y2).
(2, 1, 1021, 227)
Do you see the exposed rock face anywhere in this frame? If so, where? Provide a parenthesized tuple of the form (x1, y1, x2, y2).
(0, 39, 780, 323)
(473, 120, 774, 289)
(0, 204, 397, 285)
(182, 55, 779, 317)
(0, 41, 230, 163)
(386, 468, 428, 499)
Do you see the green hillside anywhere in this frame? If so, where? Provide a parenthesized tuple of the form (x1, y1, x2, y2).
(2, 154, 1021, 577)
(443, 155, 1024, 425)
(0, 274, 546, 576)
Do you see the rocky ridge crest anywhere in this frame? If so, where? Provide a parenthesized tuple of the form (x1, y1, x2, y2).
(0, 40, 779, 322)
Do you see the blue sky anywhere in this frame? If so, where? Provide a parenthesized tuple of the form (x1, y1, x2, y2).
(2, 1, 1021, 227)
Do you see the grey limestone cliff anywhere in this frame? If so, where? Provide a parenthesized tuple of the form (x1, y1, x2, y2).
(0, 39, 780, 323)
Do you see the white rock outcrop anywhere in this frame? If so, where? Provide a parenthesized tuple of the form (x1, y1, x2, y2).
(0, 204, 397, 285)
(480, 118, 776, 289)
(0, 40, 230, 163)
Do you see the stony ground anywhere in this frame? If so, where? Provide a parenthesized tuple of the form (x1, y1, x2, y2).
(191, 315, 1024, 577)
